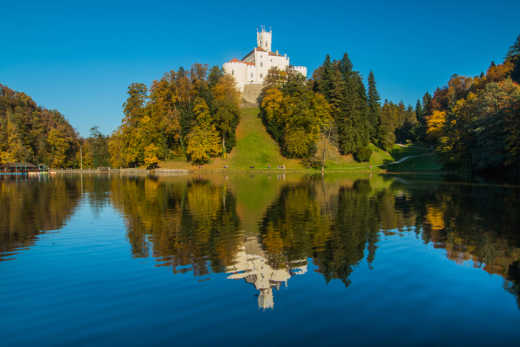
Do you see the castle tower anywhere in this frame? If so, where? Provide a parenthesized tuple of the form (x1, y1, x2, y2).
(256, 26, 272, 52)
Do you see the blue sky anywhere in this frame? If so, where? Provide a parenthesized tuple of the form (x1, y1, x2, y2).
(1, 0, 518, 136)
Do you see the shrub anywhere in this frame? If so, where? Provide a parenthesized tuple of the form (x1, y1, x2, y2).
(354, 147, 372, 162)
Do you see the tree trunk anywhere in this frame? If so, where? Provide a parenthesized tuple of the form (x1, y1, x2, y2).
(222, 136, 226, 159)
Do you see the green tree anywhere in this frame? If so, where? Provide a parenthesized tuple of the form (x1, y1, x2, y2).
(367, 71, 381, 142)
(211, 75, 241, 154)
(506, 35, 520, 83)
(87, 126, 110, 168)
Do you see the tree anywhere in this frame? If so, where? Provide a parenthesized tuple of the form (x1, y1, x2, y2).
(378, 100, 396, 151)
(259, 70, 332, 160)
(211, 75, 241, 154)
(208, 66, 224, 88)
(47, 127, 70, 168)
(367, 71, 381, 142)
(120, 83, 148, 167)
(87, 126, 110, 168)
(185, 125, 222, 164)
(108, 129, 124, 168)
(0, 84, 80, 167)
(144, 143, 160, 169)
(506, 35, 520, 83)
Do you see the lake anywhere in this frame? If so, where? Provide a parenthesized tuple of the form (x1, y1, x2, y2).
(1, 173, 520, 346)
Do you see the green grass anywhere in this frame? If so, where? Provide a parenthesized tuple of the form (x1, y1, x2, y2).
(323, 143, 393, 171)
(229, 108, 303, 169)
(390, 144, 431, 160)
(385, 144, 443, 172)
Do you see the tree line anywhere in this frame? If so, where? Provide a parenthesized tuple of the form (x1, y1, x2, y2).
(0, 84, 81, 168)
(108, 64, 241, 168)
(1, 63, 241, 169)
(413, 35, 520, 176)
(258, 53, 418, 166)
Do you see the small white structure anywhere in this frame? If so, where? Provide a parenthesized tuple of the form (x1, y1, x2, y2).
(223, 27, 307, 92)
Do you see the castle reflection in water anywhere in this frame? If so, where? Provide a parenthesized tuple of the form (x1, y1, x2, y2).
(226, 236, 307, 309)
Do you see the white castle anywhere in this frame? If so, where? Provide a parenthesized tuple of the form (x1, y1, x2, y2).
(223, 27, 307, 92)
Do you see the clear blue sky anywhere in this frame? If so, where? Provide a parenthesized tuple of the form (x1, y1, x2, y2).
(1, 0, 518, 137)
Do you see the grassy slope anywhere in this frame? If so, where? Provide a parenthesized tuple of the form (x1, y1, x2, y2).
(158, 107, 441, 172)
(159, 107, 303, 170)
(385, 144, 443, 172)
(228, 108, 303, 169)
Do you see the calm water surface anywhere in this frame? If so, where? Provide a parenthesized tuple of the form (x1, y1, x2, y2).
(1, 173, 520, 346)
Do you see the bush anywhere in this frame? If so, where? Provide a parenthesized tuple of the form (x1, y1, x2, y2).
(302, 157, 321, 169)
(354, 147, 372, 162)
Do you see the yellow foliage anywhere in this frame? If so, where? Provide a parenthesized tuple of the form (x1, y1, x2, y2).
(261, 88, 284, 123)
(186, 125, 222, 164)
(144, 143, 160, 168)
(426, 206, 445, 231)
(486, 61, 514, 82)
(426, 110, 446, 140)
(212, 74, 241, 106)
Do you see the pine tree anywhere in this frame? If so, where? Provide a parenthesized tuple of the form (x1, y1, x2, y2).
(313, 54, 333, 97)
(506, 34, 520, 83)
(378, 100, 396, 151)
(367, 71, 381, 143)
(415, 99, 423, 120)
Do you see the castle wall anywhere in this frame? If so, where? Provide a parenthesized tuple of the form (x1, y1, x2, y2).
(242, 84, 263, 105)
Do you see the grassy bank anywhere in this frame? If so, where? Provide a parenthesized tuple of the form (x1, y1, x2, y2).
(156, 107, 443, 173)
(385, 144, 443, 172)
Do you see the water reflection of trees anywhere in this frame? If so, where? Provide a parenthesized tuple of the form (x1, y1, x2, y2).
(2, 175, 519, 309)
(0, 176, 82, 261)
(257, 177, 520, 307)
(110, 177, 242, 276)
(259, 179, 381, 287)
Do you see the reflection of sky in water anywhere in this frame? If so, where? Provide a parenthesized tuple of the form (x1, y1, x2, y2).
(1, 175, 520, 346)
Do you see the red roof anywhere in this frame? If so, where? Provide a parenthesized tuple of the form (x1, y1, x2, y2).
(227, 58, 254, 66)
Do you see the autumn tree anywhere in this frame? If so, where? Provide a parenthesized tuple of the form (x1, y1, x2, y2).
(0, 84, 80, 167)
(259, 69, 332, 160)
(185, 98, 222, 164)
(211, 74, 241, 154)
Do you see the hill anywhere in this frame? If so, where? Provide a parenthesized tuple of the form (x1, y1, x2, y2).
(0, 84, 80, 168)
(158, 107, 409, 171)
(159, 107, 303, 170)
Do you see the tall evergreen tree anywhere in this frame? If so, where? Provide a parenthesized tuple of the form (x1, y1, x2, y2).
(415, 99, 423, 120)
(378, 100, 396, 151)
(313, 54, 333, 98)
(312, 53, 371, 156)
(367, 71, 381, 143)
(506, 34, 520, 83)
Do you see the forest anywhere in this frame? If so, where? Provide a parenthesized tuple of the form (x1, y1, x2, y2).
(415, 35, 520, 175)
(1, 35, 519, 176)
(258, 53, 418, 166)
(258, 34, 520, 176)
(0, 84, 81, 168)
(108, 65, 241, 167)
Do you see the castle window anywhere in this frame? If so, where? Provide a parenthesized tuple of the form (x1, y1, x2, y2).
(260, 73, 263, 78)
(232, 70, 234, 76)
(260, 62, 263, 67)
(251, 73, 253, 78)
